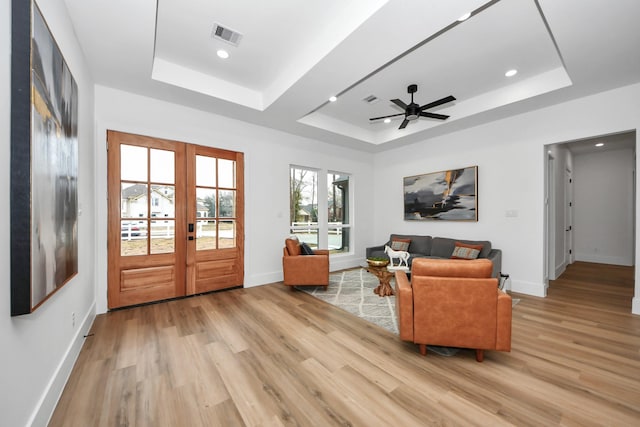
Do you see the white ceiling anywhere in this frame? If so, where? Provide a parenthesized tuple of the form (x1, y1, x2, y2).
(63, 0, 640, 152)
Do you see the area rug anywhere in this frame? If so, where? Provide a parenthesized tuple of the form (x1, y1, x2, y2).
(299, 268, 519, 357)
(300, 268, 399, 333)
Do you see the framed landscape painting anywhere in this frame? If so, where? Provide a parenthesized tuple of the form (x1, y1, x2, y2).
(11, 1, 79, 315)
(403, 166, 478, 221)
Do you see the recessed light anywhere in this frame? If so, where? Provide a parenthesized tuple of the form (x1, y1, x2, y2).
(329, 96, 337, 102)
(217, 49, 229, 59)
(505, 69, 518, 77)
(384, 118, 391, 124)
(458, 12, 471, 21)
(595, 143, 604, 147)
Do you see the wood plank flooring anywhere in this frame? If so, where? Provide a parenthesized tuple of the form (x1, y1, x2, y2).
(49, 261, 640, 426)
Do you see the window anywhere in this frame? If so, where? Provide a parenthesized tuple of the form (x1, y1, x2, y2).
(328, 172, 350, 253)
(289, 166, 351, 254)
(289, 167, 318, 248)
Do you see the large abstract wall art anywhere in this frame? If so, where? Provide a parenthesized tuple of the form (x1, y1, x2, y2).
(11, 1, 79, 315)
(404, 166, 478, 221)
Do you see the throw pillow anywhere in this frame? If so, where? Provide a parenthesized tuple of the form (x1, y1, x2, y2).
(300, 242, 315, 255)
(451, 242, 484, 260)
(390, 238, 411, 252)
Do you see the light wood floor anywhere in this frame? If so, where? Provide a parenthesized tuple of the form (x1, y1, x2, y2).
(50, 262, 640, 426)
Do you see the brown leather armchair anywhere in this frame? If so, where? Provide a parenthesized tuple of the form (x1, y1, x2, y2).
(395, 258, 512, 362)
(282, 239, 329, 289)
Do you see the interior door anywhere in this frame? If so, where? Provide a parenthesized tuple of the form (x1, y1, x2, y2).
(107, 131, 244, 309)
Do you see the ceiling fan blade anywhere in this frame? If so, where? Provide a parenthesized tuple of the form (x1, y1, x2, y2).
(369, 113, 405, 121)
(419, 95, 456, 111)
(398, 119, 410, 129)
(420, 112, 450, 120)
(390, 99, 408, 109)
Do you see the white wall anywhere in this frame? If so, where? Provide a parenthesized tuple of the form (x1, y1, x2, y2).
(573, 147, 635, 265)
(370, 83, 640, 310)
(1, 0, 96, 426)
(94, 86, 375, 314)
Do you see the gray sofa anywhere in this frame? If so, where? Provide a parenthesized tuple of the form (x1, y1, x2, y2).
(366, 234, 502, 279)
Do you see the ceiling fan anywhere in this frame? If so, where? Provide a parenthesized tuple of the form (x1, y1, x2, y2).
(369, 84, 456, 129)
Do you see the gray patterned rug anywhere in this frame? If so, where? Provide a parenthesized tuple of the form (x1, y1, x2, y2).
(300, 268, 399, 333)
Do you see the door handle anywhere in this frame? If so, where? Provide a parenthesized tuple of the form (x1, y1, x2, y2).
(188, 236, 194, 241)
(188, 223, 194, 233)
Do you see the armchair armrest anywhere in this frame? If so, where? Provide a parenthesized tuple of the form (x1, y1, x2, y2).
(495, 289, 512, 351)
(395, 270, 414, 341)
(314, 249, 330, 256)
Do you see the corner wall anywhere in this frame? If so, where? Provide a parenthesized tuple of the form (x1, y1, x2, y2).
(1, 0, 97, 426)
(370, 83, 640, 310)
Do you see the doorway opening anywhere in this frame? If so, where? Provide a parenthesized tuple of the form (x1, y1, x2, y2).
(544, 130, 636, 309)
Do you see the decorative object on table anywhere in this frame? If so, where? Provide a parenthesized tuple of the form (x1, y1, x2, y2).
(282, 238, 329, 289)
(395, 258, 512, 362)
(403, 166, 478, 221)
(11, 1, 79, 315)
(366, 257, 389, 267)
(384, 245, 410, 267)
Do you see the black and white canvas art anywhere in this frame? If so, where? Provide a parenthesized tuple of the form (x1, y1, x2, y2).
(11, 2, 78, 315)
(403, 166, 478, 221)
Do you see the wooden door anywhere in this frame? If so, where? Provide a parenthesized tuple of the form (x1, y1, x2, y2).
(107, 131, 244, 309)
(186, 145, 244, 294)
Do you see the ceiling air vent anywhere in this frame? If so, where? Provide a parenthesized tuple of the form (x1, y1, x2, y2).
(363, 95, 379, 104)
(212, 23, 243, 46)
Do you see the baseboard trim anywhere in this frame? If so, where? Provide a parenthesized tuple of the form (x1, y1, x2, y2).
(511, 279, 547, 297)
(633, 297, 640, 316)
(575, 253, 633, 266)
(30, 303, 96, 427)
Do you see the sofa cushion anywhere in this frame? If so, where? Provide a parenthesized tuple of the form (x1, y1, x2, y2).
(431, 237, 492, 259)
(390, 234, 432, 255)
(451, 242, 484, 260)
(390, 238, 411, 251)
(285, 238, 301, 256)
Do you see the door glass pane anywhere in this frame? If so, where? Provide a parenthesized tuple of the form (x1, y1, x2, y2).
(121, 145, 147, 181)
(196, 219, 216, 251)
(218, 159, 235, 188)
(121, 183, 148, 219)
(150, 219, 175, 254)
(218, 190, 235, 218)
(121, 220, 147, 256)
(219, 220, 235, 248)
(150, 149, 174, 184)
(151, 185, 175, 219)
(196, 188, 216, 218)
(196, 155, 216, 187)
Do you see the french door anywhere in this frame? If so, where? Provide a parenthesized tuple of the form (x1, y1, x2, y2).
(107, 130, 244, 309)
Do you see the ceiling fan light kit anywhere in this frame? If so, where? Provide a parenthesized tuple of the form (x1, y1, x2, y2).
(369, 84, 456, 129)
